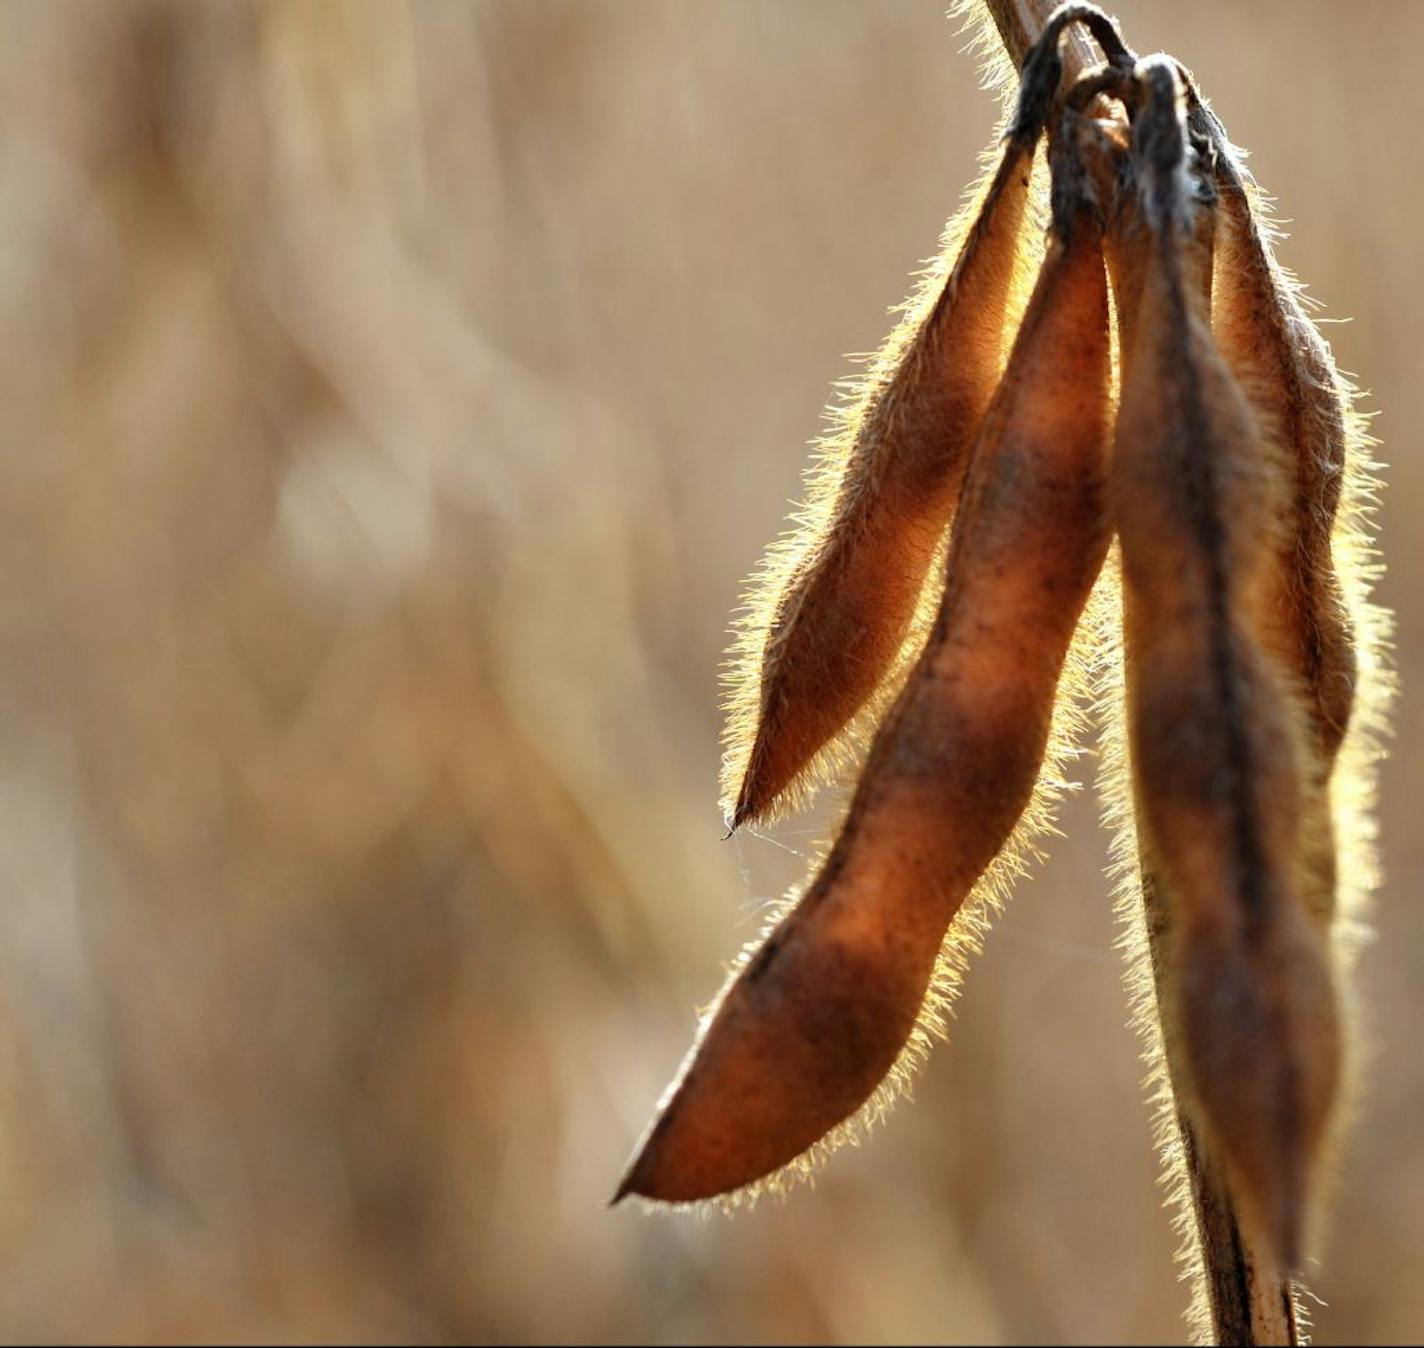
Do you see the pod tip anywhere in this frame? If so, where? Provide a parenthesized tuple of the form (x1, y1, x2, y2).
(611, 1140, 666, 1208)
(728, 782, 757, 834)
(608, 1175, 635, 1208)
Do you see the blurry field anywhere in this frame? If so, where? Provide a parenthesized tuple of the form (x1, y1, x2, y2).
(0, 2, 1418, 1343)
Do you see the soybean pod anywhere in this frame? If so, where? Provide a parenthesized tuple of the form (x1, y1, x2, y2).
(1206, 108, 1356, 764)
(723, 7, 1127, 829)
(1111, 58, 1338, 1269)
(618, 96, 1112, 1206)
(1203, 107, 1355, 938)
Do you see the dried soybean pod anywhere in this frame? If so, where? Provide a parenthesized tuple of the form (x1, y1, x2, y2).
(1112, 58, 1339, 1268)
(1205, 110, 1356, 765)
(616, 102, 1113, 1206)
(722, 5, 1127, 830)
(722, 126, 1032, 831)
(1201, 110, 1354, 937)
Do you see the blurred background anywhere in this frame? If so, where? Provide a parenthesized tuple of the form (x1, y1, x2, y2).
(0, 1, 1417, 1342)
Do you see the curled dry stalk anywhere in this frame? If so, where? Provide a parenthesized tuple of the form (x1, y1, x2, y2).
(617, 5, 1390, 1345)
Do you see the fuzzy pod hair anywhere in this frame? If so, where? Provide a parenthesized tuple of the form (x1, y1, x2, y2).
(618, 100, 1115, 1209)
(1107, 56, 1344, 1277)
(1091, 60, 1391, 1336)
(719, 123, 1042, 831)
(1204, 85, 1395, 1288)
(1201, 101, 1367, 955)
(1204, 109, 1356, 767)
(720, 3, 1135, 831)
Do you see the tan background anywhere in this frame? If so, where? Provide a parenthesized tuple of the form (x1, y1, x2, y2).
(0, 1, 1417, 1343)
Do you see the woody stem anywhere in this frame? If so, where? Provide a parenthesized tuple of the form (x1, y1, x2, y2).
(982, 0, 1100, 80)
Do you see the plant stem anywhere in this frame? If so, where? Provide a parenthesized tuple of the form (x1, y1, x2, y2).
(981, 2, 1301, 1343)
(982, 0, 1099, 80)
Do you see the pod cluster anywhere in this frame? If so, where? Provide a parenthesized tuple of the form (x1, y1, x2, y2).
(618, 2, 1388, 1285)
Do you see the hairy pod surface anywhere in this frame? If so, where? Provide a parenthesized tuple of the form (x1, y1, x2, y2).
(1111, 60, 1339, 1270)
(618, 149, 1113, 1205)
(623, 10, 1392, 1337)
(722, 135, 1035, 829)
(1208, 123, 1356, 767)
(1208, 124, 1357, 938)
(721, 1, 1139, 834)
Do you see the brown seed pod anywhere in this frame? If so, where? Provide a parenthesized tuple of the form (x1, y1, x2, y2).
(1200, 108, 1356, 941)
(721, 135, 1034, 830)
(1205, 112, 1356, 766)
(720, 7, 1127, 830)
(1110, 57, 1340, 1269)
(617, 104, 1113, 1206)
